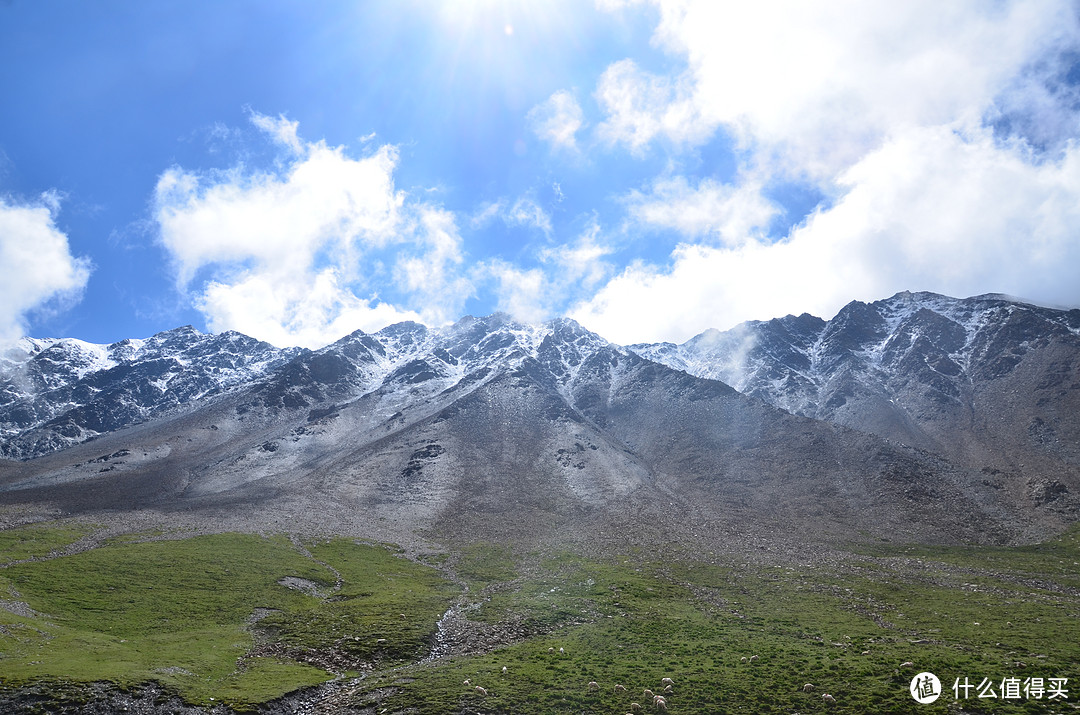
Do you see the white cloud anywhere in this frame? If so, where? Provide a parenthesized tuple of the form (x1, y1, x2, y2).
(563, 1, 1080, 343)
(197, 270, 421, 351)
(470, 196, 553, 235)
(595, 59, 708, 153)
(482, 260, 549, 324)
(470, 200, 505, 229)
(508, 198, 553, 235)
(600, 1, 1080, 176)
(248, 111, 303, 155)
(624, 176, 778, 244)
(483, 224, 614, 323)
(0, 194, 91, 345)
(572, 126, 1080, 344)
(538, 222, 613, 290)
(528, 90, 585, 151)
(155, 114, 469, 348)
(395, 207, 473, 325)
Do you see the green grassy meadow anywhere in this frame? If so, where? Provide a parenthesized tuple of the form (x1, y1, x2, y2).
(1, 523, 1078, 713)
(0, 528, 457, 710)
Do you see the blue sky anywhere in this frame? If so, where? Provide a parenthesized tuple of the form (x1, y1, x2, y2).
(3, 1, 1080, 348)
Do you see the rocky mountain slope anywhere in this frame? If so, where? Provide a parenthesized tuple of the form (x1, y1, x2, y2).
(0, 293, 1076, 547)
(632, 291, 1080, 516)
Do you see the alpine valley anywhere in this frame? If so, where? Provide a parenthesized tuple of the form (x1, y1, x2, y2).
(1, 291, 1078, 714)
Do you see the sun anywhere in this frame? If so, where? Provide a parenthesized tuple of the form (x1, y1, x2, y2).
(435, 0, 569, 38)
(421, 0, 575, 87)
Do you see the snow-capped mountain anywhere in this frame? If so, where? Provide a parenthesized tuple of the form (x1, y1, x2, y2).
(633, 292, 1080, 417)
(632, 291, 1080, 505)
(0, 315, 607, 460)
(0, 327, 302, 459)
(0, 292, 1076, 547)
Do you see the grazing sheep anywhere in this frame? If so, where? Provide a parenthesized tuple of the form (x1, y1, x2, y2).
(822, 693, 836, 704)
(861, 650, 871, 655)
(548, 647, 555, 653)
(663, 684, 673, 693)
(802, 683, 815, 693)
(501, 666, 507, 674)
(588, 681, 600, 692)
(376, 638, 387, 645)
(653, 695, 667, 710)
(630, 703, 642, 712)
(740, 656, 747, 663)
(463, 679, 471, 686)
(474, 686, 488, 696)
(643, 689, 655, 698)
(559, 647, 565, 654)
(661, 678, 674, 686)
(900, 661, 914, 668)
(614, 684, 627, 693)
(399, 613, 406, 619)
(749, 655, 759, 663)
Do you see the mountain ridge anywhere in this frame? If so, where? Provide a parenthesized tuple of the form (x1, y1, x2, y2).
(0, 291, 1077, 548)
(630, 291, 1080, 489)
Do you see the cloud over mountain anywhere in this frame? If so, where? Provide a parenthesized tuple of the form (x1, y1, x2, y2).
(154, 113, 470, 348)
(0, 194, 90, 347)
(569, 0, 1080, 343)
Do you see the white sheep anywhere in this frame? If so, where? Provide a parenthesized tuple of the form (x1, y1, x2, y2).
(749, 654, 759, 663)
(501, 666, 507, 674)
(643, 688, 655, 698)
(653, 695, 667, 710)
(614, 684, 626, 693)
(900, 661, 914, 668)
(661, 677, 674, 686)
(463, 679, 471, 686)
(663, 684, 673, 693)
(548, 647, 555, 653)
(588, 681, 600, 692)
(822, 693, 836, 704)
(630, 703, 642, 712)
(474, 686, 488, 696)
(740, 656, 747, 663)
(802, 683, 815, 693)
